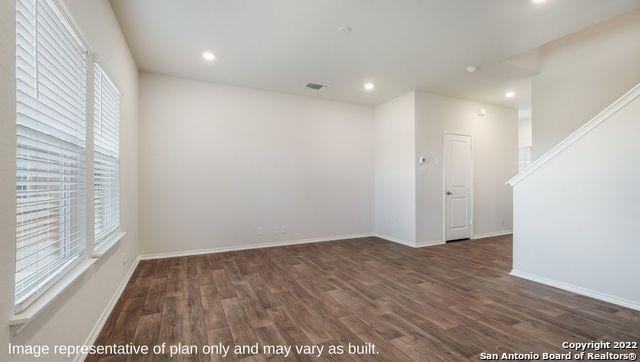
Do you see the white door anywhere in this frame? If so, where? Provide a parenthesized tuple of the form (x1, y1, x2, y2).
(444, 133, 473, 241)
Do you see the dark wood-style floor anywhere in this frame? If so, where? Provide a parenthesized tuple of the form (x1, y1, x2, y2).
(89, 235, 640, 361)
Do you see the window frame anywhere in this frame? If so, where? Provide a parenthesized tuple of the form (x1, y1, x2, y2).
(14, 0, 90, 313)
(92, 63, 122, 251)
(11, 0, 125, 327)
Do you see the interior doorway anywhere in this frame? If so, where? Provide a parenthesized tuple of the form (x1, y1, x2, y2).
(443, 132, 473, 241)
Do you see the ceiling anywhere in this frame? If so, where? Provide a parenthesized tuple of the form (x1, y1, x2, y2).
(110, 0, 640, 108)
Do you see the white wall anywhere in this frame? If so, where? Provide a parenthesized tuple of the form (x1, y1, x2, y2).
(0, 0, 139, 360)
(372, 91, 517, 245)
(518, 109, 532, 148)
(512, 90, 640, 309)
(532, 10, 640, 159)
(138, 73, 373, 255)
(373, 93, 416, 245)
(415, 93, 518, 243)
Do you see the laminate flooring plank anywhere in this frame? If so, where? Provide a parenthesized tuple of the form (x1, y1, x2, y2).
(89, 236, 640, 361)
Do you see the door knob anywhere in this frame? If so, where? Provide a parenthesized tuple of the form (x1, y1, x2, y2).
(446, 191, 452, 196)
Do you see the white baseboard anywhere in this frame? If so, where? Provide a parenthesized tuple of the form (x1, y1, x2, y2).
(374, 230, 511, 247)
(472, 230, 512, 240)
(373, 234, 445, 248)
(510, 269, 640, 312)
(138, 233, 374, 260)
(372, 233, 415, 247)
(415, 240, 445, 248)
(75, 257, 140, 362)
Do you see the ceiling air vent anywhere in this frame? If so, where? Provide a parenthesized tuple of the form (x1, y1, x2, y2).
(305, 83, 327, 90)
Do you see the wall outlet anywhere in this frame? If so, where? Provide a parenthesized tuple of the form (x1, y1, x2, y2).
(273, 226, 280, 234)
(281, 225, 287, 234)
(257, 227, 263, 235)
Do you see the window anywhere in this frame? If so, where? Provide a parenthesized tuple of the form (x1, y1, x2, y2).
(93, 65, 120, 247)
(15, 0, 87, 310)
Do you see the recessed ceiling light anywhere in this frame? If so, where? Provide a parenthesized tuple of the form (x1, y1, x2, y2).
(477, 108, 487, 117)
(505, 91, 516, 98)
(337, 25, 352, 33)
(532, 0, 547, 3)
(202, 51, 216, 61)
(364, 82, 375, 91)
(466, 65, 480, 73)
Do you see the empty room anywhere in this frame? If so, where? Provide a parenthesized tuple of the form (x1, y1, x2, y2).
(1, 0, 640, 360)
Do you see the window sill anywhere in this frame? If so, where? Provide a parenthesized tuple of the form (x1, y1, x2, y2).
(10, 258, 97, 333)
(93, 231, 126, 258)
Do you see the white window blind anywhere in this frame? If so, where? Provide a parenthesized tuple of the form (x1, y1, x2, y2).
(93, 65, 120, 246)
(15, 0, 87, 309)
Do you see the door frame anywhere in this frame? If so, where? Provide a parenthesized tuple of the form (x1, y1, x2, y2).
(442, 131, 474, 242)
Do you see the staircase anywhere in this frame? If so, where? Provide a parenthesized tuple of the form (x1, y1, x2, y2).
(507, 83, 640, 311)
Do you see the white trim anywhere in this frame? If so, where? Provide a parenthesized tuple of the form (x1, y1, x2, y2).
(507, 82, 640, 186)
(74, 257, 140, 362)
(52, 0, 93, 53)
(443, 131, 474, 241)
(373, 234, 445, 248)
(14, 256, 83, 313)
(85, 57, 96, 258)
(93, 231, 126, 258)
(138, 234, 374, 260)
(471, 230, 512, 240)
(373, 233, 415, 247)
(94, 62, 123, 97)
(415, 240, 445, 248)
(10, 258, 97, 333)
(510, 270, 640, 312)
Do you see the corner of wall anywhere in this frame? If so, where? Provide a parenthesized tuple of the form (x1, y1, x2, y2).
(372, 92, 418, 244)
